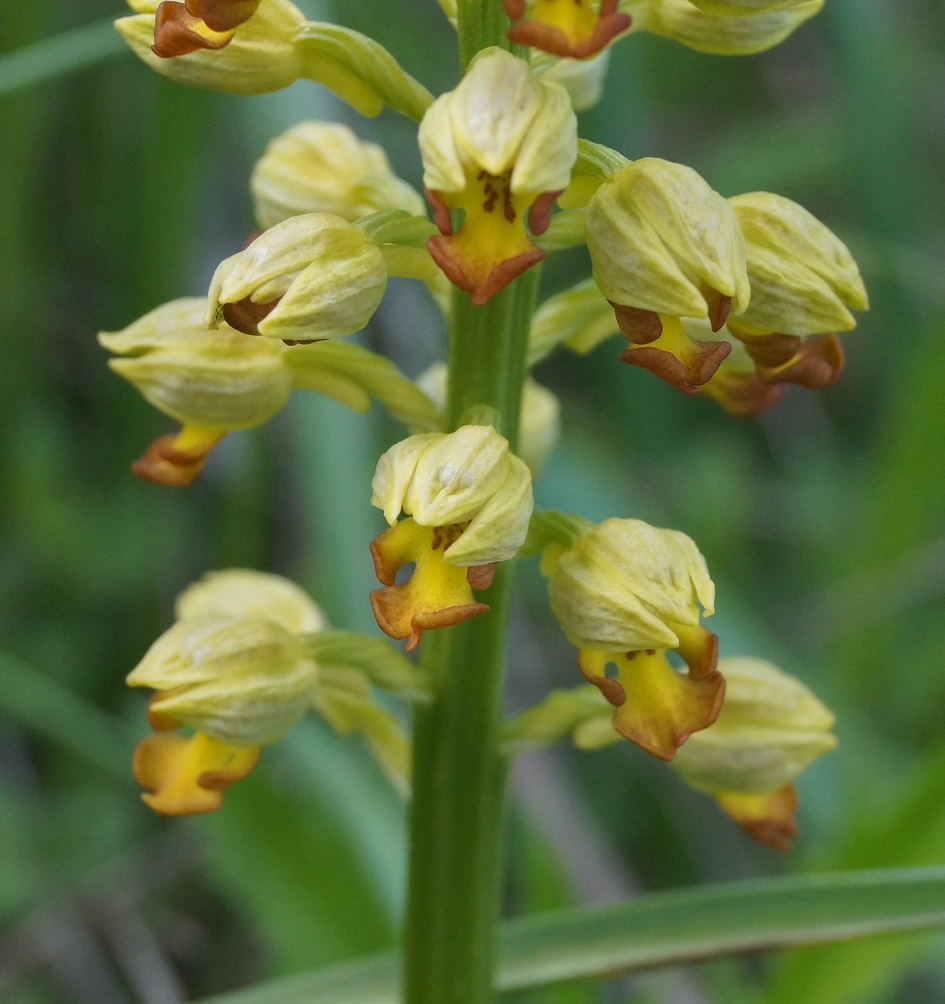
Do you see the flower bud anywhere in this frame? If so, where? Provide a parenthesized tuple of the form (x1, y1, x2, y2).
(415, 363, 560, 475)
(545, 517, 723, 759)
(502, 0, 631, 60)
(250, 122, 426, 230)
(100, 298, 293, 430)
(726, 192, 868, 389)
(129, 616, 319, 745)
(419, 47, 577, 303)
(369, 426, 534, 648)
(671, 656, 836, 795)
(585, 158, 750, 393)
(671, 656, 836, 850)
(175, 568, 327, 632)
(116, 0, 307, 93)
(685, 0, 817, 16)
(624, 0, 823, 55)
(206, 213, 387, 342)
(548, 517, 715, 656)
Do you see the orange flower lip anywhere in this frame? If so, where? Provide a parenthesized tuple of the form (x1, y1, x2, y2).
(370, 519, 495, 650)
(503, 0, 631, 60)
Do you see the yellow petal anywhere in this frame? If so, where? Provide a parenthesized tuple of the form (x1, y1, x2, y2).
(369, 519, 491, 650)
(133, 731, 260, 815)
(578, 649, 725, 760)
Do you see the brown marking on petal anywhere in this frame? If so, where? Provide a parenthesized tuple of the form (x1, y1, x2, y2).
(528, 190, 563, 237)
(466, 562, 497, 591)
(152, 2, 233, 57)
(502, 0, 527, 18)
(222, 295, 281, 336)
(702, 366, 785, 418)
(427, 234, 545, 305)
(424, 188, 454, 237)
(241, 229, 264, 250)
(737, 332, 846, 389)
(185, 0, 259, 31)
(133, 732, 259, 815)
(717, 784, 800, 853)
(609, 302, 663, 344)
(132, 432, 214, 487)
(370, 520, 491, 649)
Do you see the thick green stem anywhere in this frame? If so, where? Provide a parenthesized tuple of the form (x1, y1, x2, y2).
(456, 0, 513, 72)
(402, 8, 536, 1000)
(402, 274, 537, 1003)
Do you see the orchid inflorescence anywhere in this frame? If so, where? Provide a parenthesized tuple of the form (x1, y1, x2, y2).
(106, 0, 864, 871)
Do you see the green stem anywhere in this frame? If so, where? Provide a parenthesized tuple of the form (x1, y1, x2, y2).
(403, 275, 537, 1002)
(456, 0, 513, 72)
(402, 9, 537, 1001)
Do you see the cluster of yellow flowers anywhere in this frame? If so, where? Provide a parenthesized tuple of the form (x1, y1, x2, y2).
(106, 0, 863, 848)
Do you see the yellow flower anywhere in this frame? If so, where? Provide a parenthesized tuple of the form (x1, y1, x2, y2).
(545, 517, 723, 759)
(502, 0, 631, 60)
(418, 48, 577, 304)
(250, 121, 426, 230)
(127, 570, 324, 814)
(128, 570, 415, 813)
(585, 158, 750, 393)
(726, 192, 868, 391)
(671, 656, 836, 850)
(116, 0, 306, 92)
(206, 213, 387, 342)
(369, 426, 533, 649)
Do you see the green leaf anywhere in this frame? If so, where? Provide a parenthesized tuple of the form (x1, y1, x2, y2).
(197, 867, 945, 1004)
(0, 19, 125, 97)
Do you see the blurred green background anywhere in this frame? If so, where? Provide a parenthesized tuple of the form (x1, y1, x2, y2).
(2, 1, 944, 1001)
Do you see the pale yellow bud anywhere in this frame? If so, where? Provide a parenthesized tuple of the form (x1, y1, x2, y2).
(686, 0, 816, 15)
(175, 568, 327, 634)
(418, 48, 577, 303)
(206, 213, 387, 342)
(548, 517, 715, 652)
(622, 0, 823, 55)
(99, 298, 292, 431)
(420, 47, 576, 196)
(127, 617, 319, 746)
(671, 656, 836, 795)
(728, 192, 868, 337)
(586, 158, 750, 322)
(250, 122, 426, 230)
